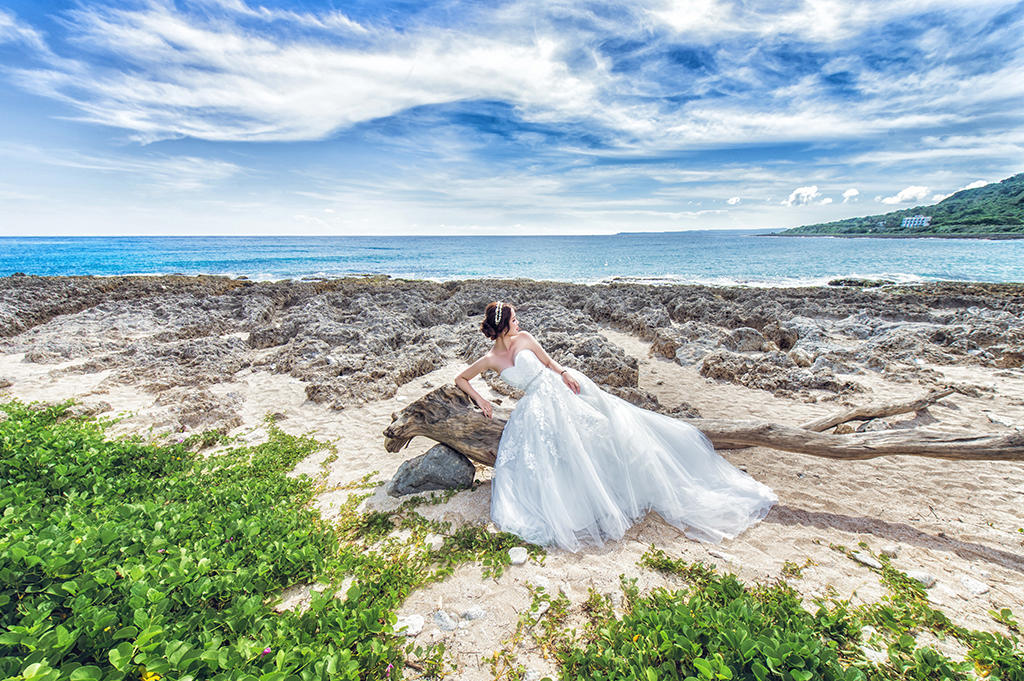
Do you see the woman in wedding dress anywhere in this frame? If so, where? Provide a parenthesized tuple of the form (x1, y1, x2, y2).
(454, 301, 777, 552)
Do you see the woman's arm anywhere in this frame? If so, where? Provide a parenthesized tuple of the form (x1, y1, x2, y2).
(519, 332, 581, 395)
(454, 355, 496, 418)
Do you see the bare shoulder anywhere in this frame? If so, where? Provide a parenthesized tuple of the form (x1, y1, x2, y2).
(458, 351, 498, 379)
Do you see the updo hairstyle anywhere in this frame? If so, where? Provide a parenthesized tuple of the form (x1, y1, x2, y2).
(481, 301, 512, 340)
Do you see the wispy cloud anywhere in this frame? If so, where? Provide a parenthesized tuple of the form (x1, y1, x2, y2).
(0, 9, 51, 53)
(4, 0, 1022, 149)
(7, 2, 604, 143)
(1, 1, 1022, 234)
(0, 142, 243, 191)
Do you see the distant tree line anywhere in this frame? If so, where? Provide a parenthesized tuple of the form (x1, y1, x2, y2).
(781, 172, 1024, 235)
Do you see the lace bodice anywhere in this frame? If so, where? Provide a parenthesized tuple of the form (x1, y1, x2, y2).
(500, 349, 547, 392)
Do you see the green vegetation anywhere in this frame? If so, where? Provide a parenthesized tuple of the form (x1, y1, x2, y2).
(488, 546, 1023, 681)
(0, 401, 535, 681)
(2, 400, 1022, 680)
(779, 173, 1024, 237)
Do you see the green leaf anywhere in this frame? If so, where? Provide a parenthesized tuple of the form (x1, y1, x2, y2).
(646, 669, 658, 681)
(70, 666, 103, 681)
(136, 626, 165, 649)
(108, 642, 134, 672)
(112, 626, 138, 641)
(259, 673, 287, 681)
(22, 663, 46, 680)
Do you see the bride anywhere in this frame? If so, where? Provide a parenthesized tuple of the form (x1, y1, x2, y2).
(455, 301, 777, 552)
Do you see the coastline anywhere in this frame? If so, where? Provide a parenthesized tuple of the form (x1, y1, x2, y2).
(5, 230, 1024, 285)
(765, 231, 1024, 240)
(2, 274, 1023, 679)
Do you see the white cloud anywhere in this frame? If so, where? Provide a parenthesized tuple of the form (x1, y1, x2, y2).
(0, 142, 242, 191)
(0, 9, 49, 52)
(4, 0, 1022, 150)
(819, 197, 833, 205)
(842, 188, 859, 202)
(928, 178, 990, 203)
(880, 185, 929, 204)
(195, 0, 368, 34)
(727, 196, 741, 205)
(7, 3, 604, 143)
(648, 0, 1017, 44)
(782, 185, 821, 206)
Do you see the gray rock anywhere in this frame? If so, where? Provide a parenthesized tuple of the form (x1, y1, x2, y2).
(699, 349, 862, 397)
(395, 614, 424, 636)
(906, 570, 936, 588)
(851, 552, 882, 569)
(65, 401, 113, 418)
(762, 321, 799, 350)
(434, 610, 457, 631)
(386, 444, 475, 497)
(509, 547, 529, 565)
(461, 606, 486, 621)
(524, 671, 543, 681)
(811, 355, 859, 374)
(789, 348, 814, 367)
(674, 342, 717, 366)
(723, 327, 768, 352)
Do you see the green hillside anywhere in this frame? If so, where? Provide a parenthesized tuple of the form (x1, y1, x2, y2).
(779, 172, 1024, 236)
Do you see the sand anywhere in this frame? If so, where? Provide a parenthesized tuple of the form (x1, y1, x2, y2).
(1, 281, 1022, 679)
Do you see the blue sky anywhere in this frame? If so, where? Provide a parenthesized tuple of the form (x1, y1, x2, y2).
(1, 0, 1022, 235)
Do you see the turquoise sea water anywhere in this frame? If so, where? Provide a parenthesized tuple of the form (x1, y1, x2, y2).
(2, 231, 1023, 285)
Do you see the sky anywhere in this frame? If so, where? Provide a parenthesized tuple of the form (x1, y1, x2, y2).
(0, 0, 1022, 235)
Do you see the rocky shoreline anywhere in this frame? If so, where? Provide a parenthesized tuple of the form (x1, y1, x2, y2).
(2, 274, 1023, 433)
(3, 274, 1024, 679)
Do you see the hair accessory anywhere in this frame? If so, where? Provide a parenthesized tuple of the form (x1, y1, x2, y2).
(494, 301, 503, 326)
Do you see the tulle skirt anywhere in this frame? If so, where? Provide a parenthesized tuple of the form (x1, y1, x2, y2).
(490, 369, 777, 552)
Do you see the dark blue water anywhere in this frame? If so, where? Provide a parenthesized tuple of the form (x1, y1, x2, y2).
(2, 231, 1022, 285)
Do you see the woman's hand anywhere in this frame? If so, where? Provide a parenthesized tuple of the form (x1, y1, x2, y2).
(476, 398, 494, 419)
(562, 371, 581, 395)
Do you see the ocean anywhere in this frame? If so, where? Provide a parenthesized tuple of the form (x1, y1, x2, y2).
(2, 231, 1023, 285)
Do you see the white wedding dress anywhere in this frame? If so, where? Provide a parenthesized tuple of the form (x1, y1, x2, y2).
(490, 349, 777, 552)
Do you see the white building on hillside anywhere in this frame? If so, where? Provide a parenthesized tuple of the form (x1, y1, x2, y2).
(901, 215, 932, 228)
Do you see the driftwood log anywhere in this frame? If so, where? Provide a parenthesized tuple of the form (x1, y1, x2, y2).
(799, 388, 955, 432)
(383, 385, 1024, 464)
(385, 385, 506, 466)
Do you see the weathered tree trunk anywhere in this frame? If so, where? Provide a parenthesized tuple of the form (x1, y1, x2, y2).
(384, 386, 1024, 464)
(383, 385, 505, 466)
(688, 419, 1023, 461)
(800, 388, 955, 432)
